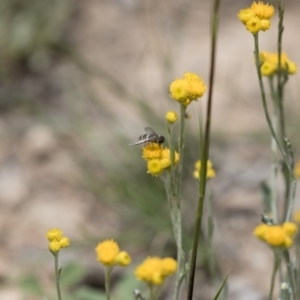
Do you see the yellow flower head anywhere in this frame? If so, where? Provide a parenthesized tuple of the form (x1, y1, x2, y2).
(49, 241, 61, 253)
(238, 8, 256, 24)
(166, 111, 178, 124)
(170, 73, 206, 106)
(253, 224, 269, 240)
(160, 148, 180, 169)
(161, 257, 177, 276)
(135, 256, 177, 286)
(264, 225, 287, 247)
(246, 16, 262, 34)
(251, 1, 274, 20)
(295, 160, 300, 178)
(170, 79, 189, 102)
(283, 222, 298, 237)
(142, 144, 163, 160)
(147, 159, 163, 176)
(59, 237, 70, 248)
(46, 228, 63, 242)
(261, 61, 276, 76)
(194, 159, 216, 179)
(46, 228, 70, 253)
(114, 251, 131, 267)
(260, 19, 271, 31)
(95, 239, 120, 266)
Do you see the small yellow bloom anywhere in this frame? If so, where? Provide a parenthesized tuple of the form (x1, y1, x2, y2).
(283, 222, 298, 237)
(114, 251, 131, 266)
(46, 228, 63, 242)
(251, 1, 274, 20)
(169, 79, 189, 102)
(166, 111, 178, 124)
(261, 61, 276, 76)
(194, 160, 216, 179)
(147, 159, 163, 176)
(160, 148, 179, 169)
(286, 61, 297, 74)
(142, 144, 163, 160)
(46, 228, 70, 253)
(253, 224, 269, 240)
(238, 8, 256, 24)
(260, 19, 271, 31)
(161, 258, 177, 276)
(284, 236, 293, 248)
(95, 239, 120, 266)
(246, 16, 262, 34)
(135, 256, 177, 286)
(295, 160, 300, 178)
(49, 241, 61, 253)
(59, 237, 70, 248)
(264, 225, 286, 247)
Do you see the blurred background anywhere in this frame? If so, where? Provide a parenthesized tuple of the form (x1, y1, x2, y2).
(0, 0, 300, 299)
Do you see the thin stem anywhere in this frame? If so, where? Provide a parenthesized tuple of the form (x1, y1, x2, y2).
(105, 267, 113, 300)
(283, 249, 296, 300)
(269, 250, 280, 300)
(54, 252, 62, 300)
(186, 0, 221, 299)
(149, 283, 156, 300)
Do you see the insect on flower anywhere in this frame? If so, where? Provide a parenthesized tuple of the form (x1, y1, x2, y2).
(129, 127, 165, 146)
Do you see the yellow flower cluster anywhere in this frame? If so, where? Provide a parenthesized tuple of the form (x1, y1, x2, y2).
(46, 228, 70, 253)
(294, 160, 300, 178)
(259, 51, 297, 76)
(165, 111, 178, 124)
(169, 72, 206, 106)
(253, 222, 298, 248)
(143, 144, 179, 176)
(193, 159, 216, 179)
(95, 239, 131, 267)
(135, 256, 177, 286)
(238, 1, 274, 34)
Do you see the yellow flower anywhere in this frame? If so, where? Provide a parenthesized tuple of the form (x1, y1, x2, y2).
(194, 159, 216, 179)
(264, 225, 287, 247)
(46, 228, 70, 253)
(49, 241, 61, 253)
(161, 258, 177, 276)
(170, 79, 189, 102)
(166, 111, 178, 124)
(160, 148, 179, 169)
(286, 61, 297, 74)
(142, 144, 163, 160)
(260, 19, 271, 31)
(283, 222, 298, 237)
(135, 256, 177, 286)
(114, 251, 131, 266)
(295, 160, 300, 178)
(253, 224, 269, 240)
(46, 228, 63, 242)
(147, 159, 163, 176)
(59, 237, 70, 248)
(246, 16, 262, 34)
(261, 61, 276, 76)
(170, 73, 206, 106)
(238, 8, 256, 24)
(251, 1, 274, 20)
(95, 239, 120, 266)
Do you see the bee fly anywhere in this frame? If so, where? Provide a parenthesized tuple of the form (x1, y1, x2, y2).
(129, 127, 165, 146)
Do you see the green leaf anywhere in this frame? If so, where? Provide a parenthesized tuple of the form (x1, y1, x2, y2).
(213, 270, 230, 300)
(20, 274, 44, 295)
(59, 262, 85, 287)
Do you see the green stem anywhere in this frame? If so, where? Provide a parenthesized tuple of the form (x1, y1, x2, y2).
(187, 0, 221, 299)
(105, 267, 113, 300)
(54, 252, 62, 300)
(283, 249, 297, 300)
(149, 283, 156, 300)
(269, 250, 280, 300)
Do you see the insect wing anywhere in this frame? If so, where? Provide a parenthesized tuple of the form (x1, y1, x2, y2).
(129, 137, 149, 146)
(144, 127, 156, 135)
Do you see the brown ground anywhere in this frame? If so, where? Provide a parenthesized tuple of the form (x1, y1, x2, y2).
(0, 1, 300, 299)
